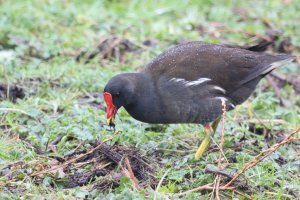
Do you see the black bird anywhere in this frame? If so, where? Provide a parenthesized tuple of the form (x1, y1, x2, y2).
(103, 41, 294, 159)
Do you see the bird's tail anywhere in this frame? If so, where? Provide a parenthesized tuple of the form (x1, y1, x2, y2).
(261, 55, 295, 74)
(240, 54, 295, 85)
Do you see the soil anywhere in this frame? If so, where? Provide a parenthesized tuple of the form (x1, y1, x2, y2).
(21, 141, 158, 191)
(0, 78, 63, 103)
(0, 84, 25, 103)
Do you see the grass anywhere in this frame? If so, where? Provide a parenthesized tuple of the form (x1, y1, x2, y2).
(0, 0, 300, 199)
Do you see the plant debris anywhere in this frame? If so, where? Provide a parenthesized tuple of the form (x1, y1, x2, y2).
(0, 34, 28, 50)
(76, 37, 140, 64)
(0, 34, 57, 61)
(1, 185, 26, 196)
(0, 141, 157, 192)
(77, 92, 105, 111)
(247, 122, 289, 143)
(0, 84, 25, 103)
(270, 71, 300, 93)
(0, 78, 63, 103)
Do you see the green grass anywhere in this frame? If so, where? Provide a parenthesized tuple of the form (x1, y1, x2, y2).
(1, 0, 300, 199)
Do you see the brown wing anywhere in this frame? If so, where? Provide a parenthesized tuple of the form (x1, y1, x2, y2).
(143, 41, 293, 104)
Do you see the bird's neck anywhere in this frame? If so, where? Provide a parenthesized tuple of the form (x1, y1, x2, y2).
(124, 73, 163, 123)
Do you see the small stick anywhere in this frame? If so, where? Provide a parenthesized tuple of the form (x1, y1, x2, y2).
(217, 28, 272, 41)
(0, 108, 35, 119)
(233, 190, 252, 200)
(154, 168, 171, 200)
(225, 127, 300, 187)
(204, 168, 233, 179)
(214, 100, 227, 200)
(120, 157, 140, 190)
(101, 37, 123, 59)
(176, 184, 234, 197)
(236, 119, 288, 125)
(31, 130, 120, 177)
(210, 177, 217, 200)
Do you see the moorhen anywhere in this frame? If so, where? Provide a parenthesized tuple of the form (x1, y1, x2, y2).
(103, 41, 294, 159)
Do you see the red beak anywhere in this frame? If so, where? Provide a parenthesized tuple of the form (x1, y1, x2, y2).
(103, 92, 118, 126)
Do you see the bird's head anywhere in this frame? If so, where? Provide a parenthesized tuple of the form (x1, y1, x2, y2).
(103, 73, 136, 127)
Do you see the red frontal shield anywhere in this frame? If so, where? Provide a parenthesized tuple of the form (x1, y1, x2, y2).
(103, 92, 117, 122)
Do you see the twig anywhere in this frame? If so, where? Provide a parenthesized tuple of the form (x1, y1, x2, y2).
(213, 99, 227, 200)
(176, 120, 299, 198)
(101, 37, 123, 59)
(0, 108, 36, 119)
(49, 135, 64, 145)
(176, 184, 234, 197)
(154, 168, 171, 200)
(264, 191, 294, 199)
(30, 130, 120, 177)
(204, 168, 233, 180)
(236, 118, 288, 125)
(233, 190, 253, 200)
(210, 178, 217, 200)
(290, 137, 300, 142)
(217, 28, 272, 41)
(120, 157, 140, 190)
(225, 127, 300, 187)
(155, 148, 195, 154)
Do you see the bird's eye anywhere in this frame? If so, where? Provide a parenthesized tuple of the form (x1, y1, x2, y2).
(114, 93, 120, 98)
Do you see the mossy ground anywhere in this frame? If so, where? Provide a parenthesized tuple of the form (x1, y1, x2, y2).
(0, 0, 300, 199)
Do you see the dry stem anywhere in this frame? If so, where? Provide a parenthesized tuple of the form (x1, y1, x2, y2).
(176, 184, 234, 197)
(225, 127, 300, 187)
(120, 157, 140, 190)
(212, 99, 227, 200)
(154, 168, 171, 200)
(176, 108, 300, 198)
(31, 130, 120, 177)
(217, 28, 272, 41)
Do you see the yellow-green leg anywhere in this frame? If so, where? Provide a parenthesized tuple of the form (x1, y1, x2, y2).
(195, 118, 221, 160)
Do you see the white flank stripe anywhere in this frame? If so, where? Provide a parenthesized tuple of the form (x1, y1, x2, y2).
(213, 86, 226, 94)
(174, 78, 185, 83)
(215, 97, 227, 104)
(215, 97, 235, 108)
(170, 77, 211, 87)
(185, 78, 211, 86)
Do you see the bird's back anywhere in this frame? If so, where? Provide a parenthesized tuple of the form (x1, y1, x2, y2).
(140, 41, 294, 124)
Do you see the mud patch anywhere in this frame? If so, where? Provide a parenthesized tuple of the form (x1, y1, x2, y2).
(24, 141, 158, 192)
(0, 78, 63, 103)
(0, 84, 25, 103)
(248, 122, 287, 143)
